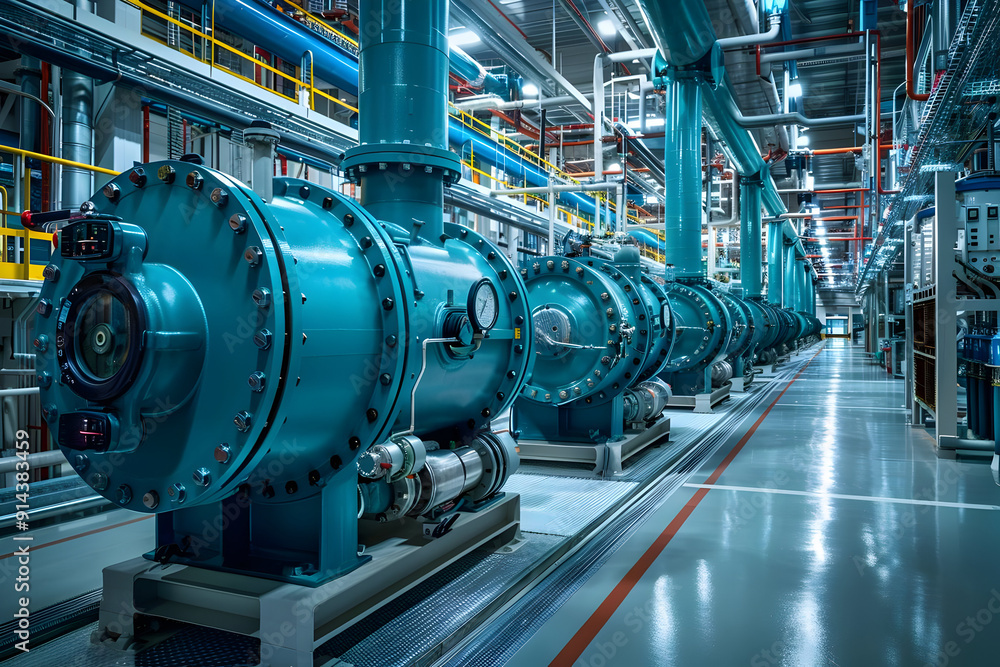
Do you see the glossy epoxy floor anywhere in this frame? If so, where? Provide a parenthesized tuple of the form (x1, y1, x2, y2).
(512, 341, 1000, 667)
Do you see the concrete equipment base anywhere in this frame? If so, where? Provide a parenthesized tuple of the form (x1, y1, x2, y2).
(90, 494, 521, 667)
(517, 417, 671, 475)
(667, 383, 731, 414)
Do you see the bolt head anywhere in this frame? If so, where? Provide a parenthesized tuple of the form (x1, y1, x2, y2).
(168, 483, 187, 503)
(253, 329, 273, 350)
(102, 182, 121, 202)
(142, 491, 159, 509)
(229, 213, 248, 234)
(245, 246, 263, 266)
(42, 264, 60, 282)
(248, 371, 266, 392)
(252, 287, 271, 308)
(72, 454, 89, 472)
(157, 165, 176, 183)
(234, 410, 253, 432)
(186, 171, 204, 190)
(91, 473, 109, 491)
(214, 444, 232, 463)
(128, 168, 147, 188)
(116, 485, 133, 505)
(211, 187, 229, 207)
(192, 467, 212, 487)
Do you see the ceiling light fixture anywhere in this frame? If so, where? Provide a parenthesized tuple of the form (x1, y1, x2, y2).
(597, 19, 616, 37)
(449, 30, 481, 47)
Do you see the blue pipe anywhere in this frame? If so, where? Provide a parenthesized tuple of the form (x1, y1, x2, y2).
(175, 0, 511, 98)
(172, 0, 589, 218)
(448, 122, 597, 215)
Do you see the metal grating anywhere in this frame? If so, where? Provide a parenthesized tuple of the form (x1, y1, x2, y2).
(502, 474, 638, 536)
(858, 0, 1000, 290)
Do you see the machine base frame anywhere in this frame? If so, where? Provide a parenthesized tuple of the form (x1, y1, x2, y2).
(90, 494, 521, 667)
(517, 417, 671, 475)
(666, 383, 731, 413)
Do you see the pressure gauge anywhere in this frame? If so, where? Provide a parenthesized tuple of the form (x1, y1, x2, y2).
(468, 278, 499, 332)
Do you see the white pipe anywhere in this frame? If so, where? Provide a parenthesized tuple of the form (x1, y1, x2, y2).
(607, 48, 658, 63)
(454, 94, 579, 111)
(717, 13, 782, 49)
(0, 387, 39, 396)
(490, 182, 618, 196)
(0, 449, 66, 474)
(725, 93, 865, 128)
(593, 55, 605, 181)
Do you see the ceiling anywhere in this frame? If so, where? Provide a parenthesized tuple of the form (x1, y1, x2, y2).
(444, 0, 909, 291)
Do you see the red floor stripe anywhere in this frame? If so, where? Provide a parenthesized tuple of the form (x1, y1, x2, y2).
(550, 343, 826, 666)
(0, 515, 151, 560)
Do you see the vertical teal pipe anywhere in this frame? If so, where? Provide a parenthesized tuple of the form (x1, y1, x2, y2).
(767, 220, 784, 305)
(740, 175, 763, 297)
(663, 75, 704, 278)
(783, 244, 796, 308)
(344, 0, 458, 239)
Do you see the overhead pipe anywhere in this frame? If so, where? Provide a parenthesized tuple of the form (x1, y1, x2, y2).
(718, 12, 783, 50)
(60, 69, 93, 209)
(722, 93, 865, 129)
(454, 94, 577, 111)
(488, 182, 617, 196)
(759, 42, 865, 66)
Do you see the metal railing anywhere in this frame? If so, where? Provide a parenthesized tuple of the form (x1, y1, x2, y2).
(0, 145, 117, 280)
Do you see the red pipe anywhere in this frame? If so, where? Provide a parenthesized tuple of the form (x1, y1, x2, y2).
(906, 0, 930, 101)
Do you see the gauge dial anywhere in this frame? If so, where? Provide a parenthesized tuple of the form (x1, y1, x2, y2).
(468, 278, 499, 332)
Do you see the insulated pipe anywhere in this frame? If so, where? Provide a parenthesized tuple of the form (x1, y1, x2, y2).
(454, 94, 577, 111)
(933, 0, 957, 72)
(740, 175, 763, 298)
(663, 75, 703, 278)
(722, 94, 865, 129)
(767, 220, 783, 305)
(488, 182, 617, 196)
(593, 54, 605, 180)
(718, 13, 783, 50)
(16, 56, 41, 154)
(60, 70, 93, 209)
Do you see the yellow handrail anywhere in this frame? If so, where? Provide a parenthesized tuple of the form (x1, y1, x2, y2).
(0, 146, 120, 280)
(128, 0, 359, 114)
(2, 145, 119, 176)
